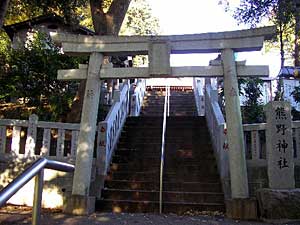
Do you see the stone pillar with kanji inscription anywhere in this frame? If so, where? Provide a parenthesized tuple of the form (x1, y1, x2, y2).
(265, 101, 295, 189)
(222, 49, 249, 199)
(64, 52, 103, 215)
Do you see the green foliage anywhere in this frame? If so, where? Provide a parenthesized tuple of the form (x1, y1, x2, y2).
(0, 31, 10, 78)
(120, 0, 160, 35)
(226, 0, 300, 67)
(290, 86, 300, 120)
(219, 77, 265, 123)
(274, 78, 284, 100)
(233, 0, 294, 27)
(291, 85, 300, 103)
(0, 32, 84, 121)
(240, 78, 263, 105)
(240, 78, 265, 123)
(5, 0, 89, 26)
(218, 78, 246, 113)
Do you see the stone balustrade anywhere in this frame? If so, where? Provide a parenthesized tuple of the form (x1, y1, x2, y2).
(0, 114, 80, 160)
(243, 122, 300, 166)
(0, 115, 80, 208)
(202, 82, 230, 198)
(130, 79, 146, 117)
(97, 82, 130, 175)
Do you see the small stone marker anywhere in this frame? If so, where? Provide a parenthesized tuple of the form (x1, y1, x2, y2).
(265, 101, 295, 189)
(25, 114, 38, 155)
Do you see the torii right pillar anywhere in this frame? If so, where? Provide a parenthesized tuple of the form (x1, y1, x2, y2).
(222, 49, 257, 219)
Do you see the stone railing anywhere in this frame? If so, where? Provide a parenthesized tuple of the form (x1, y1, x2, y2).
(243, 121, 300, 166)
(242, 121, 300, 195)
(243, 123, 267, 167)
(0, 114, 80, 161)
(97, 82, 130, 175)
(204, 83, 230, 197)
(193, 78, 205, 116)
(130, 79, 146, 116)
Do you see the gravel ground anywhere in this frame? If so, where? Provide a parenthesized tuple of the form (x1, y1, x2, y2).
(0, 206, 300, 225)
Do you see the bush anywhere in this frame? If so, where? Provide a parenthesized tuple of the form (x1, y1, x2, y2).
(0, 31, 85, 121)
(240, 78, 265, 123)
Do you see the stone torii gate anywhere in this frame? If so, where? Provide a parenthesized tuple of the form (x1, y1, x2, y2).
(51, 26, 276, 214)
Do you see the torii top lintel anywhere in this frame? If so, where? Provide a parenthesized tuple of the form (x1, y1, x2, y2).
(51, 26, 276, 56)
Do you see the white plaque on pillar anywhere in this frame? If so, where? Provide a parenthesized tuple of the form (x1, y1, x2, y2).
(265, 101, 295, 189)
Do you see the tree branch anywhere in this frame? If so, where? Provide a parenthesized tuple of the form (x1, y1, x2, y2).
(0, 0, 10, 27)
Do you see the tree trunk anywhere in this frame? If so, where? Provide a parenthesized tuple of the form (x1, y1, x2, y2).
(66, 0, 131, 123)
(90, 0, 108, 35)
(0, 0, 10, 27)
(90, 0, 131, 35)
(279, 22, 285, 68)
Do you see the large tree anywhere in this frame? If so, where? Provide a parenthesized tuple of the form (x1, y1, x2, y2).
(90, 0, 131, 35)
(225, 0, 300, 67)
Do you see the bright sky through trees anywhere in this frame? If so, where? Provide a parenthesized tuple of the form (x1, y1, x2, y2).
(147, 0, 281, 77)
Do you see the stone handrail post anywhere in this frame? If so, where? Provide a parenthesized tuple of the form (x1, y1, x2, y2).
(24, 114, 38, 155)
(130, 79, 146, 116)
(193, 78, 205, 116)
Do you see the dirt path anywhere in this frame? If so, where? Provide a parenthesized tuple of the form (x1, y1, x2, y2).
(1, 210, 299, 225)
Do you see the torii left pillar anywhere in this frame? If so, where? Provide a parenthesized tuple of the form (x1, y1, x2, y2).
(64, 52, 103, 215)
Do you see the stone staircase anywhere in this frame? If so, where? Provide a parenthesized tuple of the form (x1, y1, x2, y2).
(96, 87, 225, 214)
(140, 88, 197, 116)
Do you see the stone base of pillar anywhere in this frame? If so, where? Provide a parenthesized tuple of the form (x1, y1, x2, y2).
(90, 174, 105, 199)
(226, 198, 257, 220)
(63, 195, 95, 215)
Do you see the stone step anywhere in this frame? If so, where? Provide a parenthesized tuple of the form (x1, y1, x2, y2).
(110, 158, 217, 169)
(140, 111, 164, 115)
(104, 180, 223, 192)
(126, 116, 206, 122)
(113, 151, 216, 161)
(106, 171, 220, 182)
(96, 199, 225, 214)
(112, 150, 216, 159)
(118, 136, 211, 143)
(110, 162, 218, 174)
(141, 106, 196, 111)
(114, 148, 215, 156)
(101, 189, 224, 203)
(168, 112, 198, 116)
(115, 147, 214, 156)
(120, 131, 210, 139)
(117, 141, 212, 149)
(142, 100, 195, 104)
(115, 146, 161, 152)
